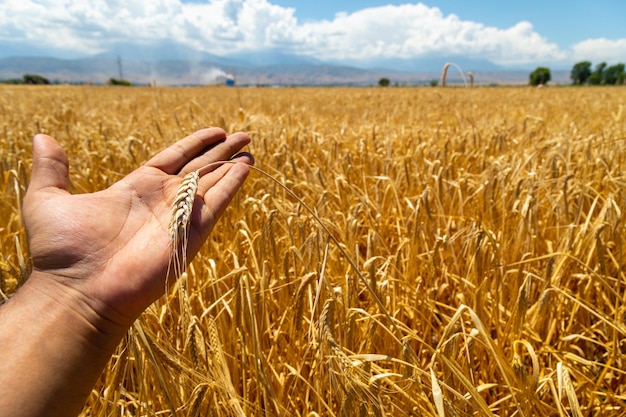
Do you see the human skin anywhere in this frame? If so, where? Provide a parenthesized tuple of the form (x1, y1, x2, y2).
(0, 128, 254, 417)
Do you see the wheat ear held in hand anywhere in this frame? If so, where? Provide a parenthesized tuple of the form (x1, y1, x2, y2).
(169, 170, 199, 279)
(168, 161, 231, 280)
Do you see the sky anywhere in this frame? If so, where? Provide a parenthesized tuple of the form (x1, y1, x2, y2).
(1, 0, 625, 70)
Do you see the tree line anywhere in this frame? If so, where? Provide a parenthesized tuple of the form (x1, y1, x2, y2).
(1, 74, 132, 86)
(530, 61, 625, 86)
(1, 74, 51, 85)
(570, 61, 625, 85)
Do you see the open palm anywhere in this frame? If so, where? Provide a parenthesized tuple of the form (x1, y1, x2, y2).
(22, 128, 253, 326)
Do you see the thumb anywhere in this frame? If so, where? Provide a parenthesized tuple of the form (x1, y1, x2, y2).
(28, 134, 70, 192)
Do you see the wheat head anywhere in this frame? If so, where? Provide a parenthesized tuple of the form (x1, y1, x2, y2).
(169, 171, 199, 279)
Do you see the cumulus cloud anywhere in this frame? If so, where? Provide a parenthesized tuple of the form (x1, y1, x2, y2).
(0, 0, 624, 67)
(572, 38, 626, 64)
(295, 6, 567, 66)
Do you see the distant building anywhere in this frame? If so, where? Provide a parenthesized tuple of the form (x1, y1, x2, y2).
(225, 74, 235, 86)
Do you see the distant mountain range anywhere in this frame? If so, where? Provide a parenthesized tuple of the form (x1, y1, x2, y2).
(0, 47, 571, 86)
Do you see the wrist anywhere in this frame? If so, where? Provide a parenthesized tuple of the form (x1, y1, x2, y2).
(14, 271, 131, 345)
(0, 272, 129, 417)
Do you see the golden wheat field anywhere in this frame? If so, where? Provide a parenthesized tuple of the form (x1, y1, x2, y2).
(1, 84, 625, 416)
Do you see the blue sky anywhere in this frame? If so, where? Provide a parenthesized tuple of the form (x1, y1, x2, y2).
(1, 0, 625, 70)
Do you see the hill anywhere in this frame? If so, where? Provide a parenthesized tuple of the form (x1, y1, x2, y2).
(0, 55, 571, 86)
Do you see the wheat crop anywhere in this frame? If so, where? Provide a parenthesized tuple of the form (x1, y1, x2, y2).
(1, 84, 625, 416)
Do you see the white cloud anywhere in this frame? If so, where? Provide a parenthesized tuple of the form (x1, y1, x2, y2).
(295, 6, 567, 66)
(572, 38, 626, 64)
(0, 0, 624, 67)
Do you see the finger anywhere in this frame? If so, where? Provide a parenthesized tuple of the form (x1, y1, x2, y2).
(231, 151, 255, 166)
(145, 127, 227, 175)
(196, 152, 254, 196)
(194, 162, 250, 241)
(27, 134, 70, 193)
(181, 132, 251, 176)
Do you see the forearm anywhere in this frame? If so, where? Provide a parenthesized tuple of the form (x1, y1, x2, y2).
(0, 273, 128, 417)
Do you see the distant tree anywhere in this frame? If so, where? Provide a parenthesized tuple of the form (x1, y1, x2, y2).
(618, 66, 626, 85)
(529, 67, 551, 86)
(588, 62, 607, 85)
(602, 63, 625, 85)
(378, 77, 390, 87)
(108, 78, 132, 86)
(22, 74, 50, 84)
(588, 73, 602, 85)
(429, 79, 439, 87)
(570, 61, 592, 85)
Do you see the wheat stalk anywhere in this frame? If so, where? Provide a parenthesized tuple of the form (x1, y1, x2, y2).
(441, 63, 451, 87)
